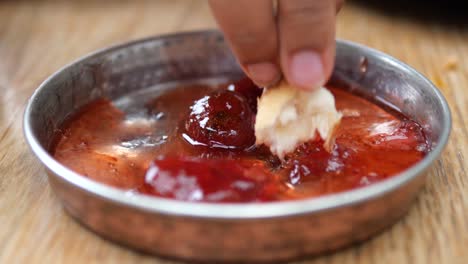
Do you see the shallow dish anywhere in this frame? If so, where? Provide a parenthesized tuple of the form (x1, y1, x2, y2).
(23, 30, 451, 262)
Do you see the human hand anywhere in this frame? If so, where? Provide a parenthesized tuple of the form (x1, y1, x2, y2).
(209, 0, 344, 90)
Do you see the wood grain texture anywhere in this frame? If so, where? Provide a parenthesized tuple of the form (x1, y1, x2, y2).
(0, 0, 467, 263)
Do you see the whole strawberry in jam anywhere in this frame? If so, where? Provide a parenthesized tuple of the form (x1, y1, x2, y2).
(227, 77, 263, 113)
(184, 90, 255, 150)
(140, 157, 281, 202)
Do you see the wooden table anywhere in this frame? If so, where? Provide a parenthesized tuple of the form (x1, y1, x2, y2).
(1, 1, 467, 263)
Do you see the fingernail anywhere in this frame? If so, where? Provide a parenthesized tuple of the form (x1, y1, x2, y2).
(246, 62, 280, 86)
(289, 51, 325, 90)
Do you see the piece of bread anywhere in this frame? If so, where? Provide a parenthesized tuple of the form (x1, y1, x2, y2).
(255, 81, 342, 159)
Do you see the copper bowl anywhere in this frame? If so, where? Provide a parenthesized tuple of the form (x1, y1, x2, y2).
(23, 30, 451, 262)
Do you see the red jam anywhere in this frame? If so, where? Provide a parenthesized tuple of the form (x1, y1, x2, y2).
(184, 90, 255, 149)
(139, 157, 283, 202)
(52, 78, 429, 202)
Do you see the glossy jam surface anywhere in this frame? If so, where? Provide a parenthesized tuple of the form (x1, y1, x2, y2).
(184, 90, 255, 149)
(52, 78, 429, 202)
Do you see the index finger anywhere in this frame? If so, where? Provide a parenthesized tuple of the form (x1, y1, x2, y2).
(209, 0, 280, 86)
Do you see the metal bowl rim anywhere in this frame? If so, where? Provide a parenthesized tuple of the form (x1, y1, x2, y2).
(23, 30, 452, 219)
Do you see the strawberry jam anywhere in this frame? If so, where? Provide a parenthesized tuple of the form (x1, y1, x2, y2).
(52, 78, 429, 202)
(184, 90, 255, 150)
(140, 157, 283, 202)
